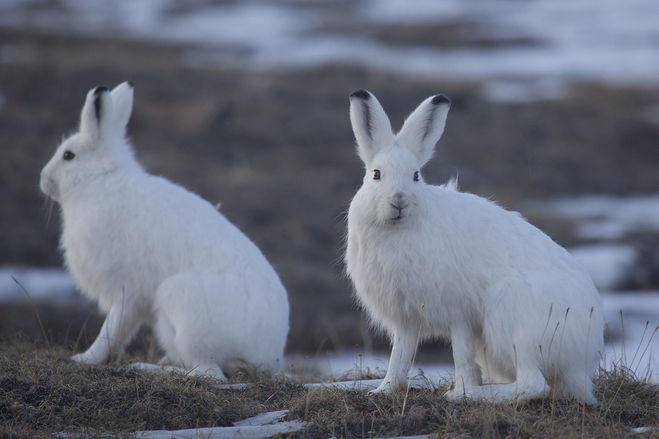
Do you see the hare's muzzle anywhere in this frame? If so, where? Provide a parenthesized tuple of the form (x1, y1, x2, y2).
(389, 192, 409, 221)
(39, 170, 56, 199)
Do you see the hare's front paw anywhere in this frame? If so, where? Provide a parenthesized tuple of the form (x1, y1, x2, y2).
(368, 384, 390, 396)
(368, 377, 405, 396)
(71, 350, 104, 365)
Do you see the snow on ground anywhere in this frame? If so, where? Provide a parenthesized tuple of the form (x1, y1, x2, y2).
(130, 410, 306, 439)
(525, 194, 659, 241)
(0, 265, 77, 302)
(568, 244, 637, 291)
(1, 0, 659, 90)
(601, 292, 659, 382)
(289, 350, 453, 389)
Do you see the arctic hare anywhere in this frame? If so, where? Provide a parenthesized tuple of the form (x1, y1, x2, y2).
(345, 89, 603, 403)
(40, 82, 289, 379)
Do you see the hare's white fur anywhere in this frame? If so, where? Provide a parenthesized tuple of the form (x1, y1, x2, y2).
(345, 90, 603, 403)
(40, 82, 289, 379)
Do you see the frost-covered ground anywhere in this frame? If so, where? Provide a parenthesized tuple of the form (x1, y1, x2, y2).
(1, 0, 659, 100)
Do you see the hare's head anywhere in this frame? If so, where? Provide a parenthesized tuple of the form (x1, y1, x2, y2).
(349, 89, 450, 226)
(40, 81, 139, 202)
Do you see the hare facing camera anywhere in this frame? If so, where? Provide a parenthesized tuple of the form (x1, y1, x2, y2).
(345, 90, 603, 403)
(40, 82, 289, 379)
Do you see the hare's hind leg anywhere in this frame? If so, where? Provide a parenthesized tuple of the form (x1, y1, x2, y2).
(462, 367, 549, 403)
(155, 272, 249, 380)
(445, 321, 483, 400)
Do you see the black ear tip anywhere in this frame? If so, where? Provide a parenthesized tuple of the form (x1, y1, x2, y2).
(350, 89, 371, 100)
(93, 86, 109, 96)
(432, 94, 451, 106)
(127, 80, 135, 88)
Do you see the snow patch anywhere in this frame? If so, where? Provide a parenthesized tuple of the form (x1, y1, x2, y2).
(0, 266, 76, 302)
(481, 79, 568, 103)
(1, 0, 659, 88)
(602, 291, 659, 382)
(569, 244, 637, 290)
(525, 194, 659, 240)
(133, 419, 308, 439)
(233, 410, 288, 427)
(290, 350, 453, 389)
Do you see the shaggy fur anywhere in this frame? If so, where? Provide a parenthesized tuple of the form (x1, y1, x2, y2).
(345, 89, 603, 403)
(40, 82, 289, 379)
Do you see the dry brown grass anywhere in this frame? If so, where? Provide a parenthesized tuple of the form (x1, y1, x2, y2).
(0, 339, 303, 437)
(1, 338, 656, 438)
(288, 365, 657, 438)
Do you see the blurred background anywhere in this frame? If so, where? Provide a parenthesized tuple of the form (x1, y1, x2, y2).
(0, 0, 657, 380)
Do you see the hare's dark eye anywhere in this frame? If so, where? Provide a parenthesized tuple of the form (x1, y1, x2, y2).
(373, 169, 381, 180)
(413, 171, 419, 182)
(62, 151, 75, 161)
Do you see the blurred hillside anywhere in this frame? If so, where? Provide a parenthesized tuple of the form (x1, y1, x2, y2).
(1, 5, 659, 355)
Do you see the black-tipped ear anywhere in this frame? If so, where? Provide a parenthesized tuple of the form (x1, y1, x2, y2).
(349, 89, 394, 164)
(396, 94, 451, 167)
(80, 85, 112, 141)
(349, 89, 374, 141)
(93, 86, 109, 121)
(350, 89, 371, 100)
(431, 94, 451, 106)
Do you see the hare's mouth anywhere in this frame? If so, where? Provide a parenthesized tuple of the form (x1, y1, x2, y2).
(389, 211, 407, 223)
(389, 203, 407, 223)
(40, 177, 58, 200)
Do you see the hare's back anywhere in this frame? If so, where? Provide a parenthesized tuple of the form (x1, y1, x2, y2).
(429, 186, 585, 275)
(115, 174, 264, 270)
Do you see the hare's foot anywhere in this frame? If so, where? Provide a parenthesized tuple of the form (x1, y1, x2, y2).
(369, 329, 417, 396)
(446, 369, 548, 403)
(188, 363, 227, 381)
(367, 377, 408, 395)
(71, 349, 105, 365)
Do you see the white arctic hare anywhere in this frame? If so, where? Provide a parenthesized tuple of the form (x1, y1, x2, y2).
(345, 89, 604, 403)
(40, 82, 289, 379)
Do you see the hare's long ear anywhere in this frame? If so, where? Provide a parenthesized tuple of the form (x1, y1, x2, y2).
(396, 95, 450, 167)
(110, 81, 134, 135)
(79, 86, 113, 142)
(349, 89, 394, 165)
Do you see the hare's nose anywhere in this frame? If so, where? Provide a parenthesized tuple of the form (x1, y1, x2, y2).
(391, 192, 408, 210)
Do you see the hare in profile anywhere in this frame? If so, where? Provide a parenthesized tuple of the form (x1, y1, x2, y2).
(40, 82, 289, 379)
(345, 89, 603, 402)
